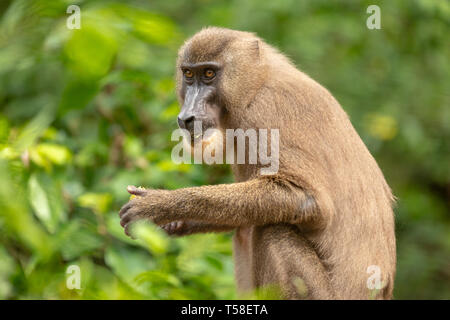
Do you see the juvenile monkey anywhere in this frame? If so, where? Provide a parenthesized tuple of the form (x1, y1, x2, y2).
(119, 27, 396, 299)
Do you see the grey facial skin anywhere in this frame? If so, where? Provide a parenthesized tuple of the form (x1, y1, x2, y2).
(177, 62, 222, 138)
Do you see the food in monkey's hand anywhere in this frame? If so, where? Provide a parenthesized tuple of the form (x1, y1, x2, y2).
(128, 186, 146, 200)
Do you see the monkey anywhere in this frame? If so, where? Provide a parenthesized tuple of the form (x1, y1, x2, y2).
(119, 27, 396, 300)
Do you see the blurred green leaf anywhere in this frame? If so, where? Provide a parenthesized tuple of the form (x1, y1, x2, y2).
(133, 222, 170, 255)
(78, 192, 112, 215)
(28, 174, 53, 232)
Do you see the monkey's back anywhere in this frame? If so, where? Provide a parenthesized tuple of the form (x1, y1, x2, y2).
(300, 76, 396, 299)
(232, 52, 396, 299)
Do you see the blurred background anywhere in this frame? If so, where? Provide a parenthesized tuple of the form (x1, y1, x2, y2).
(0, 0, 449, 299)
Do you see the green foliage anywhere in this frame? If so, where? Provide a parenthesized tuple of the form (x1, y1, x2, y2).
(0, 0, 449, 299)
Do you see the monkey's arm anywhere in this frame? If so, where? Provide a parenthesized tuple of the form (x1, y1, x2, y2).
(120, 178, 319, 235)
(160, 220, 235, 236)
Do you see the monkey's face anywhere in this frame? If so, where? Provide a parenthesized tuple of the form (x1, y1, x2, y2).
(177, 61, 225, 146)
(175, 28, 268, 149)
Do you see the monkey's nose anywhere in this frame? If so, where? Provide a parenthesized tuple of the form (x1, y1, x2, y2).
(177, 115, 195, 129)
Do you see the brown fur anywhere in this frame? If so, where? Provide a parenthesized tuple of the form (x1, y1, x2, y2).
(120, 27, 396, 299)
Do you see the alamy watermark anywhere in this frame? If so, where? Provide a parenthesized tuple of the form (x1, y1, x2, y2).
(171, 121, 280, 175)
(366, 5, 381, 30)
(366, 265, 382, 290)
(66, 264, 81, 290)
(66, 5, 81, 29)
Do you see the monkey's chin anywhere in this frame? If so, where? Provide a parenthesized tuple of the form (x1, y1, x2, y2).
(183, 130, 222, 155)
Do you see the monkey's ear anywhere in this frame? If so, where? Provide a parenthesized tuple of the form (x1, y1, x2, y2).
(236, 39, 263, 62)
(249, 40, 263, 62)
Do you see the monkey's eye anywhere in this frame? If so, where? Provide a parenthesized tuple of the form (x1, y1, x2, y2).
(183, 69, 194, 79)
(204, 69, 215, 79)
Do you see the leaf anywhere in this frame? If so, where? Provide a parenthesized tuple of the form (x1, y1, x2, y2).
(28, 173, 66, 234)
(55, 220, 104, 260)
(0, 116, 10, 143)
(0, 247, 15, 299)
(59, 77, 100, 113)
(104, 245, 155, 295)
(35, 143, 72, 165)
(0, 162, 53, 258)
(111, 5, 178, 45)
(78, 192, 112, 214)
(124, 135, 144, 159)
(29, 143, 72, 170)
(28, 174, 52, 232)
(133, 222, 170, 256)
(364, 113, 398, 141)
(157, 159, 190, 173)
(134, 270, 180, 287)
(13, 101, 55, 153)
(64, 25, 117, 79)
(160, 101, 180, 121)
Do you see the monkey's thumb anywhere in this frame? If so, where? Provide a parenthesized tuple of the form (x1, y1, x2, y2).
(127, 185, 146, 196)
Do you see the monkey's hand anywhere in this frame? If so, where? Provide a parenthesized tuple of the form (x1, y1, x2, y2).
(119, 186, 233, 237)
(120, 186, 236, 237)
(119, 186, 175, 237)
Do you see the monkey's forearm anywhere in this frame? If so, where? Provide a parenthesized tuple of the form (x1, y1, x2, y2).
(158, 177, 318, 227)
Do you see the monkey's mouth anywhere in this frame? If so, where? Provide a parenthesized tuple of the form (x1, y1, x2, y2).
(187, 127, 220, 146)
(191, 130, 213, 143)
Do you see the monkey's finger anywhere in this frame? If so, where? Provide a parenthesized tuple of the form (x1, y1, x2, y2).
(169, 221, 185, 233)
(119, 201, 133, 218)
(175, 221, 184, 230)
(127, 185, 147, 196)
(161, 222, 172, 232)
(124, 223, 136, 239)
(120, 214, 131, 227)
(120, 207, 138, 227)
(161, 222, 177, 235)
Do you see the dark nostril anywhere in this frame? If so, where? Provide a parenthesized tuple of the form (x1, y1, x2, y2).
(177, 115, 195, 129)
(184, 115, 195, 125)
